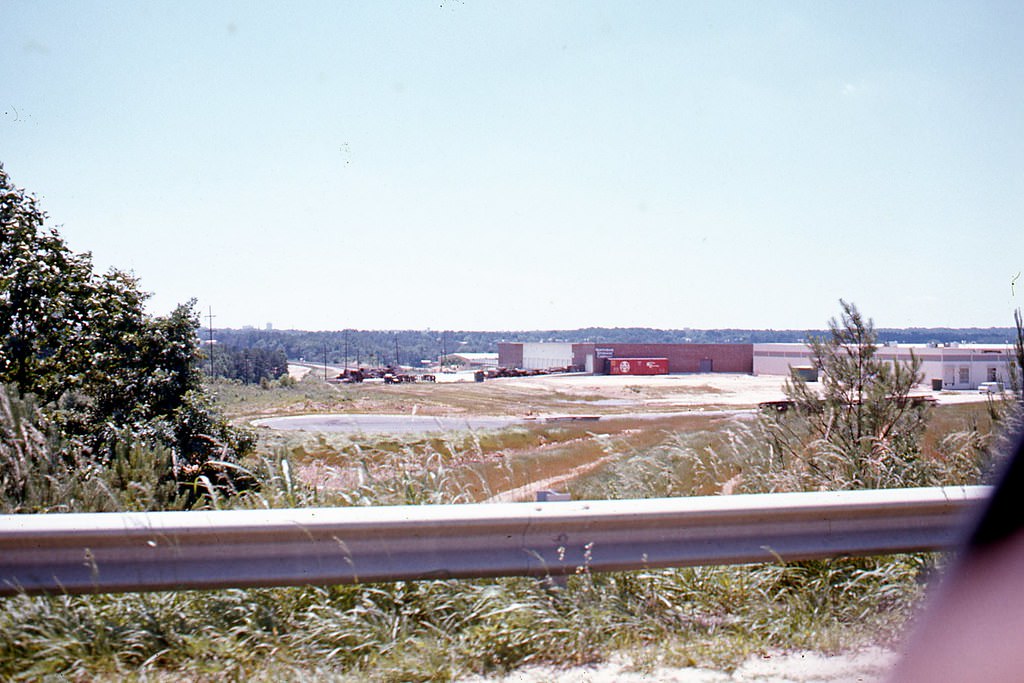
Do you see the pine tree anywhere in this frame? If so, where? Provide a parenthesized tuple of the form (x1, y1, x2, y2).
(762, 300, 930, 489)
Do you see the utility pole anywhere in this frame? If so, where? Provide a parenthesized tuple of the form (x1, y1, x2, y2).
(344, 330, 349, 371)
(206, 307, 216, 377)
(323, 342, 328, 381)
(394, 334, 400, 368)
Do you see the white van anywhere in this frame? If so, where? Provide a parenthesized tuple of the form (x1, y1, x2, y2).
(978, 382, 1004, 394)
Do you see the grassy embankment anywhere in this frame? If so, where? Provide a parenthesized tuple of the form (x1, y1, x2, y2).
(216, 374, 1001, 502)
(213, 374, 754, 501)
(0, 376, 1007, 681)
(0, 451, 941, 682)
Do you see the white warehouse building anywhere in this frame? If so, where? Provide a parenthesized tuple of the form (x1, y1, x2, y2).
(520, 342, 576, 371)
(753, 343, 1018, 390)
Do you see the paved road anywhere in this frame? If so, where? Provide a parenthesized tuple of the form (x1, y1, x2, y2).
(254, 411, 746, 436)
(253, 414, 524, 434)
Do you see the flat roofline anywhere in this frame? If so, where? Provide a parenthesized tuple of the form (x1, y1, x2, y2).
(753, 342, 1011, 350)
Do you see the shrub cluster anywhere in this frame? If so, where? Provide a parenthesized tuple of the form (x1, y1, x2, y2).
(1, 164, 253, 510)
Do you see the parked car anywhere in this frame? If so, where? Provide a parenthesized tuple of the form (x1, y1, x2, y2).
(978, 381, 1004, 394)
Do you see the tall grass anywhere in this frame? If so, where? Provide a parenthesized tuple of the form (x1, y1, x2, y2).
(2, 395, 1015, 680)
(1, 449, 938, 682)
(0, 385, 188, 513)
(0, 550, 926, 682)
(572, 405, 1003, 500)
(257, 420, 647, 503)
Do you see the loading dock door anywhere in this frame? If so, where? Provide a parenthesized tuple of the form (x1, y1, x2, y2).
(699, 359, 713, 373)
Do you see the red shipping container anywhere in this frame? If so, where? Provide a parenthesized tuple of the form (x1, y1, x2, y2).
(607, 358, 669, 375)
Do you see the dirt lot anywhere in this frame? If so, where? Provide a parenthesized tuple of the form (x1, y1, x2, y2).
(263, 368, 994, 425)
(502, 373, 791, 408)
(486, 372, 990, 412)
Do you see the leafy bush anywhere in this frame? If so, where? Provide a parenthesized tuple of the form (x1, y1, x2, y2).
(0, 164, 252, 500)
(0, 384, 187, 512)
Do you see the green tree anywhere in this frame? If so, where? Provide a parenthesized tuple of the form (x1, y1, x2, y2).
(0, 169, 95, 402)
(0, 163, 251, 500)
(762, 300, 931, 489)
(207, 344, 288, 384)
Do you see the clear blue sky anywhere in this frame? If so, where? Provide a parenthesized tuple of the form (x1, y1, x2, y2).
(3, 1, 1023, 331)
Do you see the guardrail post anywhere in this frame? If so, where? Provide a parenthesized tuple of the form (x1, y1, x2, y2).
(535, 490, 571, 502)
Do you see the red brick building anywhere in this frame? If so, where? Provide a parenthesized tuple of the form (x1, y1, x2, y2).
(497, 342, 753, 374)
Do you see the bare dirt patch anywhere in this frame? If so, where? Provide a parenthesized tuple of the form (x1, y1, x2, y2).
(501, 373, 790, 410)
(457, 647, 896, 683)
(497, 372, 992, 411)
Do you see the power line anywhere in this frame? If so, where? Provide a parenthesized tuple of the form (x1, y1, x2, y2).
(206, 307, 216, 376)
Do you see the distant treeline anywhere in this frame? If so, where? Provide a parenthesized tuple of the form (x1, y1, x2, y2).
(204, 344, 289, 383)
(205, 326, 1021, 368)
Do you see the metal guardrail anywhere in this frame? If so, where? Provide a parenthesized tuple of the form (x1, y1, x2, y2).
(0, 486, 988, 595)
